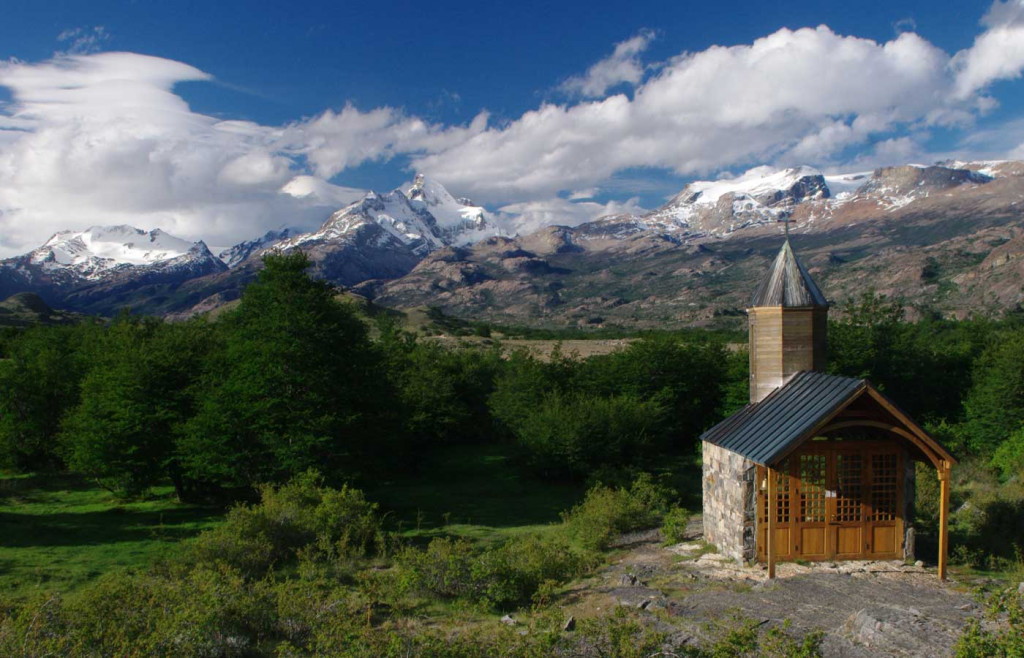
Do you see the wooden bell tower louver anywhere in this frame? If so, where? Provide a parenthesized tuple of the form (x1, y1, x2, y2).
(748, 238, 828, 404)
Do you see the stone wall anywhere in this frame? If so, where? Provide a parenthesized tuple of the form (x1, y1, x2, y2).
(702, 441, 755, 562)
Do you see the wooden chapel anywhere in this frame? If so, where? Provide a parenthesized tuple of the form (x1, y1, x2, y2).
(699, 236, 956, 579)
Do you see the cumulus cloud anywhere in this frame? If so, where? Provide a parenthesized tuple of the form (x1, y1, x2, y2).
(413, 26, 972, 202)
(952, 0, 1024, 98)
(4, 1, 1024, 256)
(560, 30, 655, 98)
(278, 105, 488, 180)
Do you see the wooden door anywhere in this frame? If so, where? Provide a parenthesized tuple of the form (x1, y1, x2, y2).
(796, 453, 829, 559)
(832, 451, 865, 558)
(757, 442, 904, 562)
(864, 451, 902, 558)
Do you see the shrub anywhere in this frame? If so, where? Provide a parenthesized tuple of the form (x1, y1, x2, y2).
(561, 475, 673, 551)
(188, 471, 383, 578)
(954, 588, 1024, 657)
(392, 535, 586, 611)
(661, 506, 691, 545)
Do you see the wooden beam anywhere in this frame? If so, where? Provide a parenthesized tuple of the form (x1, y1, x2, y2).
(818, 420, 943, 469)
(938, 461, 951, 580)
(767, 466, 776, 579)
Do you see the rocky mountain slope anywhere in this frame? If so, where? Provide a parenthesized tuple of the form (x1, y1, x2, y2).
(3, 163, 1023, 324)
(363, 162, 1024, 328)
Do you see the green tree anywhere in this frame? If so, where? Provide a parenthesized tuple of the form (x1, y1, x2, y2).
(963, 329, 1024, 455)
(180, 252, 387, 491)
(514, 391, 666, 477)
(60, 316, 214, 498)
(379, 330, 503, 449)
(574, 336, 730, 446)
(0, 324, 96, 471)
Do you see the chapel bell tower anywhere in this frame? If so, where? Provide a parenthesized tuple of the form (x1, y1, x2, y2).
(747, 236, 828, 404)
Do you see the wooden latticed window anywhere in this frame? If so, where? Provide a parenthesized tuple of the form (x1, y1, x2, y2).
(836, 453, 863, 522)
(776, 459, 791, 523)
(869, 453, 898, 521)
(799, 454, 827, 522)
(760, 460, 791, 524)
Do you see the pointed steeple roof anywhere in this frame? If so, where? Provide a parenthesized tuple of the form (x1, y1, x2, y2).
(750, 239, 827, 308)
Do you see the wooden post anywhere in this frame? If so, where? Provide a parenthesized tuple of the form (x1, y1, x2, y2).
(767, 466, 776, 579)
(938, 461, 951, 580)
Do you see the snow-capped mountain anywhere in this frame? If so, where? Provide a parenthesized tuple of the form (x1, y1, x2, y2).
(27, 226, 200, 279)
(580, 163, 998, 240)
(221, 175, 498, 270)
(0, 225, 227, 312)
(405, 174, 495, 245)
(3, 160, 1017, 320)
(636, 166, 830, 237)
(218, 228, 297, 268)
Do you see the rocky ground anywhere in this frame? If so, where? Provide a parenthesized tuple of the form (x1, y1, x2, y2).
(558, 521, 989, 657)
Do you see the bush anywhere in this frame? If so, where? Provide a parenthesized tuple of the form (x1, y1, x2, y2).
(188, 471, 383, 578)
(562, 475, 673, 551)
(661, 506, 691, 545)
(392, 534, 587, 611)
(992, 425, 1024, 483)
(954, 588, 1024, 657)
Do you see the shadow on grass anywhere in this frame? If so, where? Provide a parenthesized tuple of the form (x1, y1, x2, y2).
(0, 506, 223, 548)
(367, 444, 588, 531)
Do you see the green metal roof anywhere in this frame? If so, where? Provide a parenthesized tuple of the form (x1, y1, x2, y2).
(700, 371, 865, 465)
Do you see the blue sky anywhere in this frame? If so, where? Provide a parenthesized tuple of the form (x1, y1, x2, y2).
(1, 0, 1024, 254)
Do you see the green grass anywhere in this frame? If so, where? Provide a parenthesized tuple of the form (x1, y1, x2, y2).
(366, 444, 588, 546)
(0, 473, 222, 600)
(0, 446, 592, 599)
(0, 445, 702, 600)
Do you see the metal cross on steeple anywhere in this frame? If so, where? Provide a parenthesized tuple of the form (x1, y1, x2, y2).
(777, 215, 791, 240)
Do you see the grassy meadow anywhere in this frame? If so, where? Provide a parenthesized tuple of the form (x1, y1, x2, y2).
(0, 473, 222, 599)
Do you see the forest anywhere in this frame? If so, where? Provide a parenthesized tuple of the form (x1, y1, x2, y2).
(0, 252, 1022, 656)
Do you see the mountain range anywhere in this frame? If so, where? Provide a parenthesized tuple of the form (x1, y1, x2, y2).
(2, 161, 1023, 327)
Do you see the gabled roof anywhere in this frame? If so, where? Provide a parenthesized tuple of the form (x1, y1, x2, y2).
(702, 371, 861, 465)
(751, 239, 828, 308)
(700, 371, 957, 467)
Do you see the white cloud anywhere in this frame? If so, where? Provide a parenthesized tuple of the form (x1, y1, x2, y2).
(560, 30, 655, 98)
(413, 9, 1024, 203)
(497, 196, 647, 235)
(278, 105, 488, 180)
(952, 0, 1024, 98)
(0, 52, 488, 256)
(4, 2, 1024, 257)
(56, 26, 110, 55)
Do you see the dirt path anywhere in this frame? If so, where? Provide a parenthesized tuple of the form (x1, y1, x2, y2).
(560, 522, 981, 657)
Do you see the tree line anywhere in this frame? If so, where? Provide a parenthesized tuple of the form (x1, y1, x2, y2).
(1, 252, 1022, 500)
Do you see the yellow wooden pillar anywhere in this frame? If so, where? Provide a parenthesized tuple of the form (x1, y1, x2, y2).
(767, 466, 776, 579)
(938, 460, 951, 580)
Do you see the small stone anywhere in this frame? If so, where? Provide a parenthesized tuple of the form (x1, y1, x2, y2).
(915, 560, 924, 568)
(1017, 582, 1024, 595)
(563, 616, 576, 632)
(500, 614, 516, 626)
